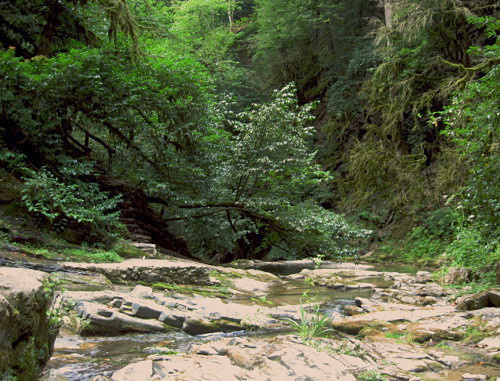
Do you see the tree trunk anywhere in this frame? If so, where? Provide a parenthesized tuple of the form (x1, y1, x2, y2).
(384, 0, 392, 29)
(227, 0, 235, 32)
(96, 175, 195, 259)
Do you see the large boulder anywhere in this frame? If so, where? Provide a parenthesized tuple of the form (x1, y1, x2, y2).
(63, 285, 304, 336)
(75, 301, 167, 335)
(0, 267, 59, 380)
(111, 360, 152, 381)
(455, 290, 500, 311)
(444, 267, 471, 285)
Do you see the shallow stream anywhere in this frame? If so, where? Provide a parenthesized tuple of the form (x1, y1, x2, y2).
(43, 261, 499, 380)
(45, 261, 391, 379)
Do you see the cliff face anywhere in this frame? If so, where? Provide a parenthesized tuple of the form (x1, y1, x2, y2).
(0, 267, 59, 380)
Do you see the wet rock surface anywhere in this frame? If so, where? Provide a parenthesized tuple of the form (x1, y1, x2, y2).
(2, 255, 498, 380)
(50, 261, 500, 380)
(64, 284, 306, 336)
(455, 290, 500, 311)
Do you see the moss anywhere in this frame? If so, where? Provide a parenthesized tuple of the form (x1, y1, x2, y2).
(384, 331, 406, 339)
(491, 352, 500, 365)
(115, 243, 145, 259)
(12, 338, 37, 381)
(152, 282, 231, 298)
(459, 321, 489, 345)
(332, 321, 367, 335)
(0, 170, 22, 204)
(210, 269, 244, 280)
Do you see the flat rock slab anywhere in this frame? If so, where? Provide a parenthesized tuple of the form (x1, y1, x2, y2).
(336, 306, 454, 324)
(60, 259, 281, 288)
(63, 285, 304, 335)
(107, 334, 476, 381)
(114, 336, 373, 381)
(363, 341, 453, 373)
(0, 266, 50, 295)
(62, 259, 213, 285)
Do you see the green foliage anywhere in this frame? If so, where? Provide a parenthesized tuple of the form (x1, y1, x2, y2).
(356, 371, 387, 381)
(3, 0, 495, 269)
(20, 167, 124, 242)
(460, 323, 489, 344)
(255, 0, 344, 95)
(439, 39, 499, 233)
(422, 208, 457, 238)
(339, 134, 429, 212)
(167, 0, 261, 111)
(384, 331, 406, 339)
(23, 246, 122, 263)
(332, 341, 366, 357)
(250, 296, 273, 305)
(170, 84, 365, 260)
(341, 2, 498, 212)
(431, 26, 499, 283)
(445, 228, 499, 283)
(0, 0, 139, 57)
(283, 303, 334, 339)
(22, 168, 117, 223)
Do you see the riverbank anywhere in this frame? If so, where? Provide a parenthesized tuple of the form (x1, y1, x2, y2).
(3, 255, 491, 381)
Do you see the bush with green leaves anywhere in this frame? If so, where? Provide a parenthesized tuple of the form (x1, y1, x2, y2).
(170, 85, 366, 261)
(440, 41, 499, 235)
(21, 167, 123, 242)
(434, 18, 499, 283)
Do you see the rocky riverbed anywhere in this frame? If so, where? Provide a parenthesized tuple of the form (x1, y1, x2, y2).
(1, 255, 499, 380)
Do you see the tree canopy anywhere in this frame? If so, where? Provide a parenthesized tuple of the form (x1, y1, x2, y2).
(0, 0, 498, 281)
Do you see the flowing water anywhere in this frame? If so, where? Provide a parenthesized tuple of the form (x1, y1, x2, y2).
(45, 261, 391, 379)
(44, 260, 498, 380)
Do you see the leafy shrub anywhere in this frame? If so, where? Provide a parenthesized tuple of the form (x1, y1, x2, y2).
(422, 208, 458, 238)
(444, 227, 499, 283)
(172, 84, 367, 260)
(21, 167, 124, 244)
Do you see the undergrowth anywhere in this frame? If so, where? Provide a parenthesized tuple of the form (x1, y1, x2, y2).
(376, 207, 499, 286)
(283, 294, 334, 339)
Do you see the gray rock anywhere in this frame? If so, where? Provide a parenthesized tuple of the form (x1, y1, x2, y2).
(158, 311, 186, 328)
(182, 316, 243, 335)
(131, 242, 157, 257)
(40, 369, 69, 381)
(130, 285, 154, 299)
(0, 268, 59, 380)
(444, 267, 471, 285)
(61, 259, 214, 285)
(112, 360, 153, 381)
(456, 290, 500, 311)
(128, 300, 165, 320)
(462, 374, 487, 381)
(76, 301, 167, 334)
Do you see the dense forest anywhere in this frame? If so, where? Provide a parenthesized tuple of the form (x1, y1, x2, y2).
(0, 0, 498, 286)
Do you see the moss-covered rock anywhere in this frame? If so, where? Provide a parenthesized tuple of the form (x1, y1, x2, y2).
(332, 320, 369, 335)
(0, 268, 59, 380)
